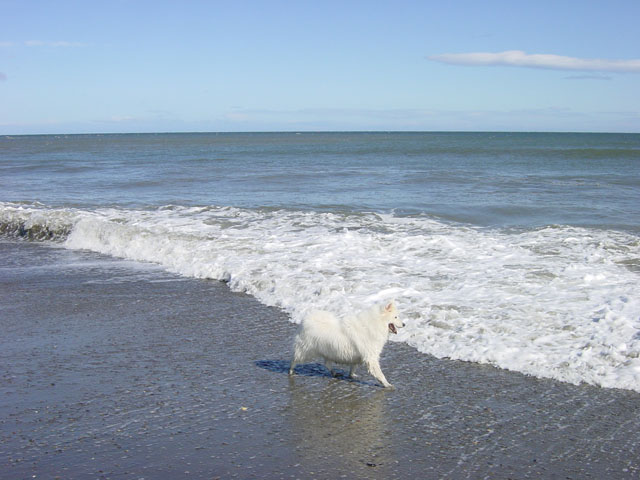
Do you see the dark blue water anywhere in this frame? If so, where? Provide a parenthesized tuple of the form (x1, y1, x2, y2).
(1, 132, 639, 232)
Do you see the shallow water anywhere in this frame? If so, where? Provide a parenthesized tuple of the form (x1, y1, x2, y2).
(2, 241, 639, 479)
(1, 132, 639, 391)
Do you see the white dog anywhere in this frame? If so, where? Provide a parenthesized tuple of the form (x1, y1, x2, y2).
(288, 302, 403, 388)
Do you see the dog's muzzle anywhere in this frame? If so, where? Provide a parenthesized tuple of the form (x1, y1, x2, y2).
(388, 323, 398, 334)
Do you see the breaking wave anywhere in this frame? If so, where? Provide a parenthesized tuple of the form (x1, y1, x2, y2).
(2, 201, 639, 391)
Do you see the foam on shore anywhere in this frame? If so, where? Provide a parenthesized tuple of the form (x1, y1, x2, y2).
(2, 201, 639, 391)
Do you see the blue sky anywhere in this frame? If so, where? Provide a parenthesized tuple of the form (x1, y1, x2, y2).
(1, 0, 639, 134)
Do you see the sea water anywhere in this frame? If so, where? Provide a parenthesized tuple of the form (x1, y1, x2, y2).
(1, 132, 639, 391)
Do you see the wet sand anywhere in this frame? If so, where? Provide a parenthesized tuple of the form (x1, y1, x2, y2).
(1, 240, 639, 479)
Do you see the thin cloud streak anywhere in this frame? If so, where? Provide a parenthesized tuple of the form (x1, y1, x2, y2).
(430, 50, 640, 73)
(25, 40, 87, 47)
(218, 106, 640, 133)
(1, 40, 88, 48)
(564, 74, 612, 81)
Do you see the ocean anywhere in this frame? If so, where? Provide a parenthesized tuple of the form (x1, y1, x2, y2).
(1, 132, 639, 391)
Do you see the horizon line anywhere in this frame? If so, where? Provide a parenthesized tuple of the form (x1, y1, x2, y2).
(2, 129, 639, 137)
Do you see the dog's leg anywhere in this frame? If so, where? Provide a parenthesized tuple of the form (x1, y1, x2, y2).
(366, 359, 393, 388)
(348, 364, 359, 379)
(289, 334, 309, 375)
(289, 344, 303, 375)
(288, 357, 297, 375)
(324, 359, 337, 377)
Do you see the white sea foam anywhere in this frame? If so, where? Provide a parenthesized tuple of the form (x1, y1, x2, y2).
(2, 202, 640, 391)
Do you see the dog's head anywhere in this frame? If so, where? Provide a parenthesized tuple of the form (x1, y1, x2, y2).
(382, 301, 404, 334)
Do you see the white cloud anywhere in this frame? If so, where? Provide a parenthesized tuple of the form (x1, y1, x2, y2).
(429, 50, 640, 73)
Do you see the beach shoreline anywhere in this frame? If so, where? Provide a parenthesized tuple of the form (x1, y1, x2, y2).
(2, 240, 639, 479)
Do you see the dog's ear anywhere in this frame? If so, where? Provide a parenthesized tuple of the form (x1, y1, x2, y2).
(384, 302, 395, 312)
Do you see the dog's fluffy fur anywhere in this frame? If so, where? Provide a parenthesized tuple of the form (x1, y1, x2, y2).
(288, 302, 403, 388)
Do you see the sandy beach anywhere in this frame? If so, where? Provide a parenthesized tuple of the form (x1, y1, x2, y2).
(2, 240, 639, 479)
